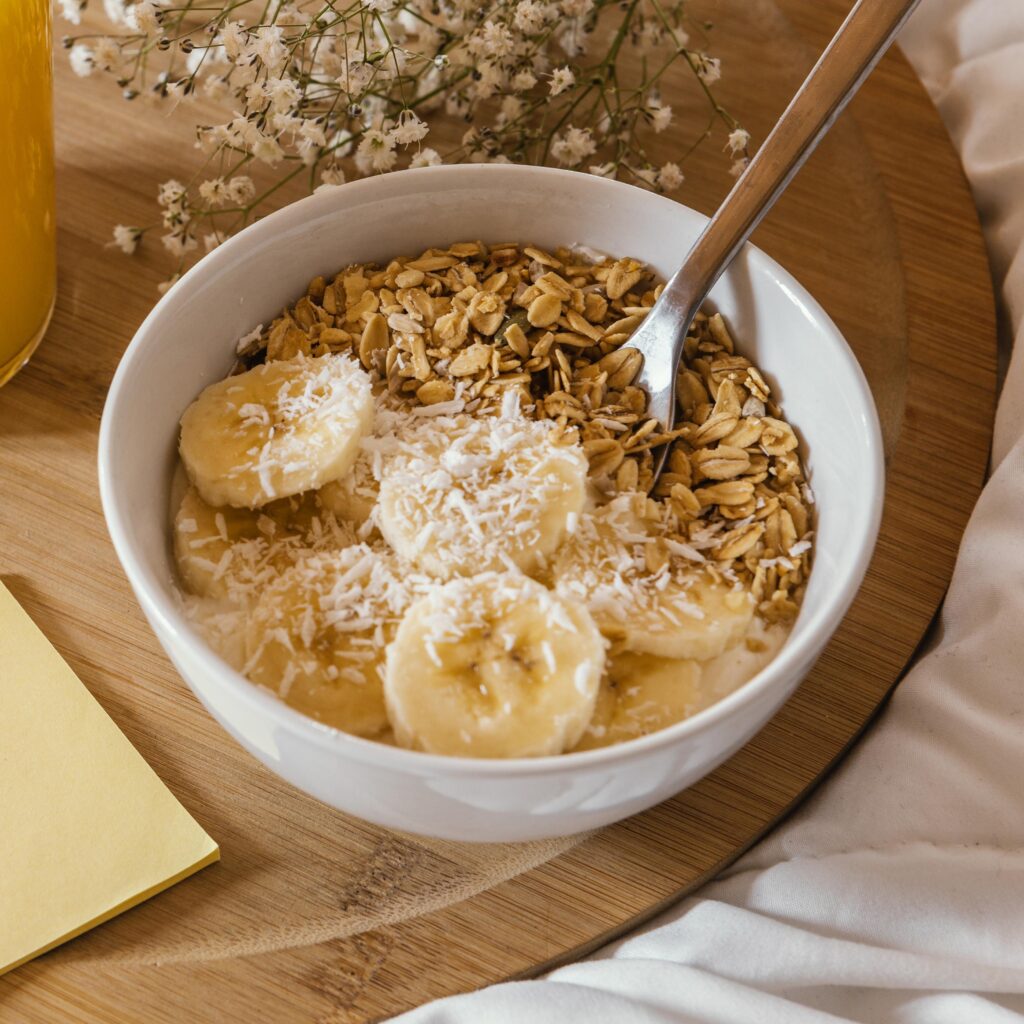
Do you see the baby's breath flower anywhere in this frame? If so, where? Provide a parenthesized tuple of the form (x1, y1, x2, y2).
(128, 1, 163, 34)
(730, 157, 750, 178)
(444, 91, 470, 119)
(295, 138, 318, 165)
(355, 128, 398, 174)
(299, 119, 327, 146)
(727, 127, 751, 154)
(657, 162, 684, 191)
(157, 179, 187, 207)
(266, 76, 301, 113)
(249, 26, 287, 73)
(69, 44, 95, 77)
(250, 132, 285, 164)
(482, 20, 515, 56)
(198, 178, 230, 206)
(648, 100, 673, 133)
(694, 53, 721, 85)
(217, 21, 248, 62)
(391, 112, 430, 145)
(58, 0, 84, 26)
(549, 66, 575, 96)
(157, 274, 180, 296)
(73, 0, 741, 283)
(203, 232, 222, 252)
(466, 20, 509, 60)
(92, 37, 121, 73)
(244, 80, 269, 106)
(319, 165, 347, 187)
(102, 0, 129, 26)
(339, 60, 375, 94)
(498, 95, 525, 127)
(410, 147, 443, 168)
(557, 22, 587, 59)
(471, 63, 505, 101)
(513, 0, 547, 36)
(511, 69, 538, 91)
(226, 176, 256, 204)
(551, 125, 595, 166)
(161, 231, 197, 257)
(111, 224, 141, 254)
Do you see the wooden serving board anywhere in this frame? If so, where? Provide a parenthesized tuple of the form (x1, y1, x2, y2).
(0, 1, 996, 1021)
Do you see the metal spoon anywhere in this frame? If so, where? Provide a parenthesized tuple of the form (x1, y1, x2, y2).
(627, 0, 921, 480)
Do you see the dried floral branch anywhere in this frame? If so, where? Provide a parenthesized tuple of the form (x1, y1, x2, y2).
(59, 0, 748, 287)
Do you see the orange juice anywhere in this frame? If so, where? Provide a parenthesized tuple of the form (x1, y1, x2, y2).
(0, 0, 56, 387)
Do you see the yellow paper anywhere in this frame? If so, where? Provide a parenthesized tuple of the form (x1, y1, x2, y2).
(0, 580, 219, 974)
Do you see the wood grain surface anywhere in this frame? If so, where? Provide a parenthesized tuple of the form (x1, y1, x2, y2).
(0, 0, 997, 1021)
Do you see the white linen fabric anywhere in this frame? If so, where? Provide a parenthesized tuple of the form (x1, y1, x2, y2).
(393, 2, 1024, 1020)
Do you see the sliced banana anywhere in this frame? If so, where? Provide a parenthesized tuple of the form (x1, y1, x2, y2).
(318, 449, 378, 527)
(573, 652, 703, 751)
(179, 353, 373, 509)
(377, 411, 587, 580)
(384, 573, 606, 757)
(243, 547, 425, 736)
(699, 619, 789, 703)
(173, 484, 356, 600)
(554, 494, 755, 659)
(317, 388, 421, 529)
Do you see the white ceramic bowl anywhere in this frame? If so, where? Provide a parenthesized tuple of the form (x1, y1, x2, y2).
(98, 165, 883, 842)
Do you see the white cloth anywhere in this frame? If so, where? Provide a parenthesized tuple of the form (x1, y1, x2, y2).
(393, 2, 1024, 1021)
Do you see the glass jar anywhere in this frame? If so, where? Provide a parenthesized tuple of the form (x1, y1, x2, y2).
(0, 0, 56, 388)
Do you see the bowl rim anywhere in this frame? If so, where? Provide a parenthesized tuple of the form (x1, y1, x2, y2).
(98, 163, 884, 779)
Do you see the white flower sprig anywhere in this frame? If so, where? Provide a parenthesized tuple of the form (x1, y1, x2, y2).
(62, 0, 748, 282)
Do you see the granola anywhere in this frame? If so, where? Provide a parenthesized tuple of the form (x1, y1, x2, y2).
(235, 241, 813, 622)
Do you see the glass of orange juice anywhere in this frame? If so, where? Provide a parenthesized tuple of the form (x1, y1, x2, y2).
(0, 0, 56, 388)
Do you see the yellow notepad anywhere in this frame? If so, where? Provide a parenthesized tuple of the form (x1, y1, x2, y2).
(0, 580, 219, 975)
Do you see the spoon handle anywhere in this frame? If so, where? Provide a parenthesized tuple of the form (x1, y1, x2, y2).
(644, 0, 921, 389)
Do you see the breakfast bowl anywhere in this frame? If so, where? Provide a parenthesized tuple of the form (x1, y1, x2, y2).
(98, 164, 883, 843)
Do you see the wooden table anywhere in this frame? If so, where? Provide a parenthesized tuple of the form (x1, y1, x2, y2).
(0, 1, 997, 1020)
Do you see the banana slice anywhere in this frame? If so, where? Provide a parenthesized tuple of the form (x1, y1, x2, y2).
(179, 353, 373, 509)
(385, 573, 605, 757)
(173, 484, 356, 600)
(243, 547, 424, 736)
(318, 449, 378, 527)
(554, 495, 755, 659)
(573, 652, 703, 751)
(377, 411, 587, 580)
(317, 388, 422, 528)
(699, 619, 789, 703)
